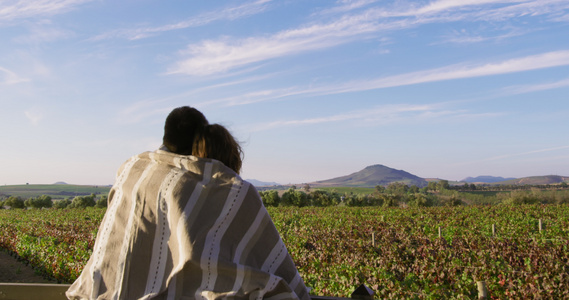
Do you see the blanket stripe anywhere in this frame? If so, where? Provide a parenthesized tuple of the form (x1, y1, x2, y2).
(67, 150, 309, 300)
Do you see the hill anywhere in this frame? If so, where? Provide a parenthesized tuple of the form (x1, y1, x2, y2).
(246, 179, 281, 187)
(461, 176, 516, 183)
(0, 184, 110, 199)
(491, 175, 569, 185)
(311, 164, 427, 188)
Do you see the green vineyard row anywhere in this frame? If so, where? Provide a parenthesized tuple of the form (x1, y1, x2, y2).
(0, 205, 568, 298)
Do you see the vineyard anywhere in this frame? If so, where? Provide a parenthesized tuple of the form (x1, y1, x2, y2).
(0, 205, 568, 299)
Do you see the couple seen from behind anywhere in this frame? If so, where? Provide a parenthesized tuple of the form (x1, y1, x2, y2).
(66, 106, 311, 300)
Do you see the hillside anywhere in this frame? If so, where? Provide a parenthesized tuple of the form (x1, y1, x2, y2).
(311, 164, 427, 188)
(462, 176, 516, 183)
(246, 179, 280, 187)
(0, 184, 110, 199)
(491, 175, 569, 185)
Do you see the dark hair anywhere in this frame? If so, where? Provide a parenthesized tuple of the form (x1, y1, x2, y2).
(192, 124, 243, 174)
(163, 106, 209, 155)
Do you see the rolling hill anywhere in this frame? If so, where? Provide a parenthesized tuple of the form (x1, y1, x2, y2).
(310, 164, 427, 188)
(0, 184, 110, 199)
(461, 176, 517, 183)
(491, 175, 569, 185)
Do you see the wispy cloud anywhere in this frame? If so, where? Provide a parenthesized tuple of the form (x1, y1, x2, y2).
(330, 50, 569, 93)
(454, 145, 569, 166)
(24, 108, 44, 125)
(247, 103, 499, 131)
(92, 0, 273, 41)
(316, 0, 378, 15)
(167, 14, 386, 76)
(0, 0, 92, 22)
(168, 0, 568, 76)
(199, 50, 569, 107)
(408, 0, 526, 16)
(0, 66, 29, 84)
(13, 21, 72, 44)
(437, 27, 532, 45)
(503, 77, 569, 94)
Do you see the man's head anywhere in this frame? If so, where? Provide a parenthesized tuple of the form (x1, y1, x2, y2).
(163, 106, 208, 155)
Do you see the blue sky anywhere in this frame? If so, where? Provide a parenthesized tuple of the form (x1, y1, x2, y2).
(1, 0, 569, 186)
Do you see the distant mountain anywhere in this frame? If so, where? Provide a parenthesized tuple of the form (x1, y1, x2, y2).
(54, 181, 68, 185)
(246, 179, 281, 187)
(494, 175, 569, 185)
(311, 164, 427, 188)
(461, 176, 516, 183)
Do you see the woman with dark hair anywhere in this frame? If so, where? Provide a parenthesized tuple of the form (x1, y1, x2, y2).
(192, 124, 243, 174)
(67, 106, 310, 300)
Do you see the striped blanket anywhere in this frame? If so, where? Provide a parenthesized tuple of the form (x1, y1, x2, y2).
(66, 149, 310, 300)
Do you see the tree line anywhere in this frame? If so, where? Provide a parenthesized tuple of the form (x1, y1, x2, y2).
(0, 194, 108, 209)
(2, 181, 568, 210)
(259, 182, 569, 208)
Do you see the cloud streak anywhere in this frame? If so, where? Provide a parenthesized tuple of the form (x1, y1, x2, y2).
(0, 0, 92, 21)
(0, 66, 29, 85)
(199, 50, 569, 107)
(503, 77, 569, 94)
(454, 145, 569, 166)
(247, 103, 499, 131)
(169, 0, 568, 76)
(24, 108, 43, 125)
(331, 50, 569, 93)
(92, 0, 273, 41)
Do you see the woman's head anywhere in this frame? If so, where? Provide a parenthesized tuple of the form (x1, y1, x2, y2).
(193, 124, 243, 174)
(163, 106, 208, 155)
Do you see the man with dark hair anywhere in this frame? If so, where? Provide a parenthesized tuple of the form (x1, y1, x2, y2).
(162, 106, 209, 155)
(67, 106, 310, 300)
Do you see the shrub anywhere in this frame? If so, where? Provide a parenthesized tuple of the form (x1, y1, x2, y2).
(54, 198, 72, 209)
(407, 193, 433, 207)
(4, 196, 25, 209)
(501, 191, 540, 205)
(95, 195, 108, 208)
(24, 195, 53, 209)
(70, 195, 96, 208)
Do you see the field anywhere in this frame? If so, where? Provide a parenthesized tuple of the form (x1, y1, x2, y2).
(0, 205, 568, 299)
(312, 186, 376, 195)
(0, 184, 110, 200)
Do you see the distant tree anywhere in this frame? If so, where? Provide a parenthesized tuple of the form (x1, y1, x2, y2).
(501, 191, 540, 205)
(95, 195, 108, 208)
(309, 190, 340, 207)
(381, 194, 400, 207)
(408, 193, 432, 207)
(4, 196, 25, 209)
(426, 181, 438, 191)
(281, 188, 308, 207)
(70, 194, 96, 208)
(408, 185, 420, 194)
(386, 182, 409, 195)
(375, 185, 385, 194)
(24, 195, 52, 208)
(259, 190, 280, 207)
(303, 184, 310, 193)
(437, 180, 450, 191)
(54, 198, 72, 209)
(440, 193, 462, 206)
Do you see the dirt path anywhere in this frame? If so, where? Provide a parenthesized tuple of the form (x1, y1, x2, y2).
(0, 250, 55, 283)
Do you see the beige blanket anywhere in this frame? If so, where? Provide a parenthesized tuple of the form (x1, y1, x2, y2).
(67, 150, 309, 300)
